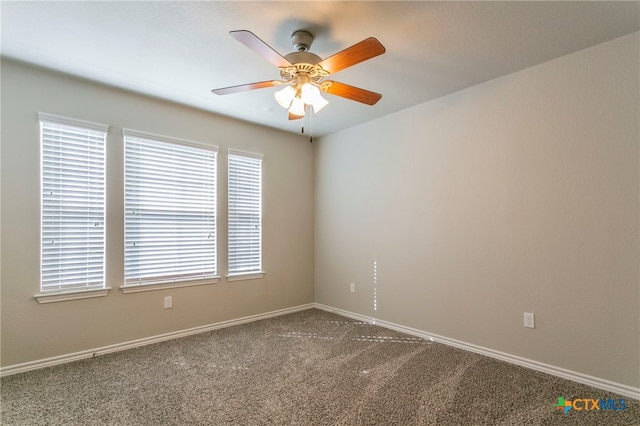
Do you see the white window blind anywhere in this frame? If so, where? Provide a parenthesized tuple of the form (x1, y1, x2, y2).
(124, 130, 217, 286)
(228, 150, 263, 276)
(40, 114, 108, 293)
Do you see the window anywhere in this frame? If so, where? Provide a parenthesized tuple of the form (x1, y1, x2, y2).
(227, 149, 264, 280)
(38, 113, 108, 300)
(123, 130, 218, 290)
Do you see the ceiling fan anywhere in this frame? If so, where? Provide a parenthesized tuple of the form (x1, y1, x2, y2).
(212, 30, 386, 120)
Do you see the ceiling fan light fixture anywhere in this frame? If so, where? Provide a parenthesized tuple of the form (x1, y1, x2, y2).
(274, 85, 296, 108)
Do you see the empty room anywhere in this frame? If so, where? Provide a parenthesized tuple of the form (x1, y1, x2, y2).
(1, 1, 639, 424)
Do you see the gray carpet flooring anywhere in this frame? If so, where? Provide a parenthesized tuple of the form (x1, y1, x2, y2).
(1, 309, 638, 425)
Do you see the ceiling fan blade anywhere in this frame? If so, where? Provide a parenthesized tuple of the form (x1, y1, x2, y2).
(212, 80, 281, 95)
(323, 81, 382, 105)
(288, 112, 304, 120)
(317, 37, 385, 74)
(230, 30, 292, 68)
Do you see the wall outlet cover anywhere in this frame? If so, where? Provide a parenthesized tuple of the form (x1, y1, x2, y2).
(524, 312, 535, 328)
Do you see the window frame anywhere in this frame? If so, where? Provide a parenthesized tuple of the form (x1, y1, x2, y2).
(227, 149, 265, 281)
(35, 113, 111, 304)
(121, 129, 220, 293)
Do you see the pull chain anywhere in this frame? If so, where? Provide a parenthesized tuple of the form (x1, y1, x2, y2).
(299, 105, 313, 142)
(309, 107, 313, 143)
(301, 104, 307, 134)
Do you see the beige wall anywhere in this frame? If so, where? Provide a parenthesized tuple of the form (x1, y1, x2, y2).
(315, 33, 639, 387)
(1, 59, 315, 367)
(2, 31, 638, 391)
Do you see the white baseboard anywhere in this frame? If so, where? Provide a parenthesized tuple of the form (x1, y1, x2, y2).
(4, 302, 638, 401)
(315, 303, 640, 401)
(0, 303, 315, 377)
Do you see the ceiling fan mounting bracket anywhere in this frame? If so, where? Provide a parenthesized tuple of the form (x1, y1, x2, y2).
(291, 30, 314, 52)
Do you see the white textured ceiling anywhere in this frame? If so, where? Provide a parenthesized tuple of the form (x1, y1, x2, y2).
(2, 1, 639, 137)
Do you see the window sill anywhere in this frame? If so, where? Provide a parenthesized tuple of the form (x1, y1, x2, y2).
(226, 271, 266, 282)
(120, 277, 220, 293)
(34, 287, 112, 304)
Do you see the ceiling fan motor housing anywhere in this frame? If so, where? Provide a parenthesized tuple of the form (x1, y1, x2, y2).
(282, 30, 327, 82)
(282, 31, 326, 81)
(284, 51, 322, 66)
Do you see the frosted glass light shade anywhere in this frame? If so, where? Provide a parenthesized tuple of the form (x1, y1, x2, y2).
(274, 86, 296, 108)
(301, 83, 328, 113)
(288, 97, 306, 116)
(300, 83, 317, 104)
(311, 94, 328, 113)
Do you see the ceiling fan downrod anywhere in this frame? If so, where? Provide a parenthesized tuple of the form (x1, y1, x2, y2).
(291, 30, 314, 52)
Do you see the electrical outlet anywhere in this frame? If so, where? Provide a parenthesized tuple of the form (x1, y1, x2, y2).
(350, 283, 356, 293)
(524, 312, 535, 329)
(164, 296, 173, 309)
